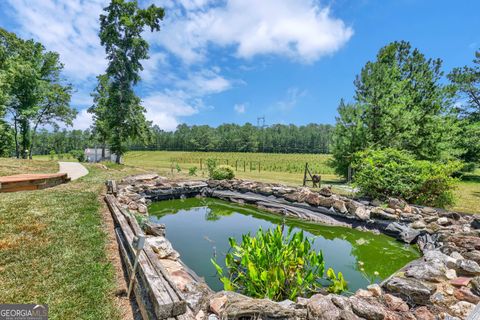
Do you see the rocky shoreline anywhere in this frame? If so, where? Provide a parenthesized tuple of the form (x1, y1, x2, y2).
(115, 173, 480, 320)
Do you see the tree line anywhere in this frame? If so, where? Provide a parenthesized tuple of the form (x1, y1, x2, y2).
(332, 41, 480, 177)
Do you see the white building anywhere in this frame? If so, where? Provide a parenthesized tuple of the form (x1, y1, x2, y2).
(84, 148, 121, 163)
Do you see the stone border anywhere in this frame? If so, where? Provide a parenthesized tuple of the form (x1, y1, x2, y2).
(116, 174, 480, 320)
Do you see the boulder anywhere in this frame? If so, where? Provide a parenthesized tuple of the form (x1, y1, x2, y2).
(404, 261, 446, 282)
(412, 306, 435, 320)
(470, 276, 480, 295)
(384, 276, 435, 306)
(348, 296, 385, 320)
(411, 220, 426, 229)
(144, 221, 166, 237)
(316, 196, 335, 208)
(307, 294, 340, 320)
(447, 235, 480, 252)
(454, 287, 480, 304)
(367, 284, 382, 297)
(455, 259, 480, 276)
(146, 237, 180, 260)
(449, 301, 475, 318)
(318, 186, 332, 197)
(383, 293, 409, 312)
(371, 207, 398, 221)
(463, 250, 480, 264)
(385, 222, 421, 243)
(437, 217, 451, 226)
(333, 200, 348, 214)
(471, 217, 480, 230)
(388, 198, 407, 210)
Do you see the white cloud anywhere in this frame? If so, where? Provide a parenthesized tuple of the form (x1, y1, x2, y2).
(143, 90, 200, 131)
(234, 103, 246, 114)
(155, 0, 353, 63)
(72, 108, 93, 130)
(276, 87, 307, 111)
(4, 0, 107, 81)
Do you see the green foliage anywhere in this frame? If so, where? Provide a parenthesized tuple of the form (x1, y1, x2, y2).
(211, 165, 235, 180)
(206, 158, 217, 176)
(69, 150, 85, 162)
(49, 149, 56, 160)
(175, 163, 181, 173)
(188, 166, 198, 176)
(332, 41, 459, 177)
(98, 0, 164, 163)
(351, 148, 460, 207)
(0, 27, 75, 159)
(211, 226, 347, 301)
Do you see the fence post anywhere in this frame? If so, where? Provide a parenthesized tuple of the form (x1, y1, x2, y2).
(244, 161, 246, 172)
(200, 159, 202, 170)
(235, 160, 238, 171)
(258, 161, 260, 173)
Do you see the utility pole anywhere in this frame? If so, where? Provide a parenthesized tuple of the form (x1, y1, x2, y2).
(257, 116, 266, 152)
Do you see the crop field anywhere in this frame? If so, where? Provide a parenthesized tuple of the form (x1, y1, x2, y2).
(123, 151, 342, 187)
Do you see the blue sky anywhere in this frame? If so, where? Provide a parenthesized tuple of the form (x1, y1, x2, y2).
(0, 0, 479, 131)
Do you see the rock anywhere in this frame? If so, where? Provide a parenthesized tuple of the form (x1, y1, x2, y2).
(367, 284, 382, 297)
(448, 235, 480, 252)
(371, 207, 398, 221)
(305, 193, 321, 207)
(146, 237, 180, 260)
(209, 294, 228, 315)
(454, 287, 480, 304)
(405, 261, 446, 282)
(137, 203, 147, 213)
(471, 276, 480, 295)
(411, 220, 426, 229)
(463, 250, 480, 264)
(278, 299, 296, 309)
(128, 201, 138, 210)
(422, 207, 437, 214)
(355, 289, 373, 298)
(331, 295, 351, 310)
(437, 217, 451, 226)
(208, 314, 218, 320)
(471, 217, 480, 229)
(424, 250, 456, 266)
(333, 200, 348, 214)
(450, 252, 464, 260)
(383, 293, 409, 312)
(445, 269, 457, 280)
(318, 186, 333, 197)
(388, 198, 407, 210)
(211, 291, 303, 319)
(144, 221, 166, 237)
(413, 306, 435, 320)
(449, 301, 475, 318)
(354, 207, 370, 221)
(349, 296, 385, 320)
(122, 173, 159, 184)
(317, 196, 335, 208)
(450, 277, 472, 287)
(339, 310, 362, 320)
(455, 259, 480, 276)
(384, 276, 435, 305)
(307, 294, 341, 320)
(385, 222, 420, 243)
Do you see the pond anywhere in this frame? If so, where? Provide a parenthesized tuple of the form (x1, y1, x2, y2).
(148, 197, 420, 293)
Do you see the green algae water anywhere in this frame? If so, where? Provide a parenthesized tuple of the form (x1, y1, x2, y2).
(148, 197, 419, 293)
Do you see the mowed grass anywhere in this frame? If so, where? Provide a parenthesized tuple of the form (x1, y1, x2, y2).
(0, 158, 142, 319)
(452, 169, 480, 214)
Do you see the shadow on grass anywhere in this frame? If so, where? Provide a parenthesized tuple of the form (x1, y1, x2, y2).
(461, 174, 480, 183)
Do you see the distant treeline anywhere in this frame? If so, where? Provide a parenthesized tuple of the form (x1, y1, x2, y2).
(137, 123, 334, 154)
(30, 123, 334, 155)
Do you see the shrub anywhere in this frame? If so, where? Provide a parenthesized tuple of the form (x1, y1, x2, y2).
(351, 148, 460, 208)
(69, 150, 85, 162)
(211, 165, 235, 180)
(212, 227, 347, 301)
(49, 150, 56, 160)
(206, 158, 217, 177)
(188, 166, 198, 176)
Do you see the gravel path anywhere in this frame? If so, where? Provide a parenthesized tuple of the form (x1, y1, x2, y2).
(58, 162, 89, 180)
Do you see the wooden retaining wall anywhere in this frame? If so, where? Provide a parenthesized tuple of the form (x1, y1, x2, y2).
(105, 184, 191, 320)
(0, 173, 70, 193)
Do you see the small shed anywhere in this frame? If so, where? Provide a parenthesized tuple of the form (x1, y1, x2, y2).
(84, 148, 121, 163)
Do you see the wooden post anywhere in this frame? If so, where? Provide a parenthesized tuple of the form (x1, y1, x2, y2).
(303, 162, 308, 186)
(347, 165, 352, 183)
(200, 159, 202, 170)
(250, 161, 252, 171)
(226, 159, 229, 165)
(235, 160, 238, 171)
(258, 161, 260, 173)
(244, 161, 246, 172)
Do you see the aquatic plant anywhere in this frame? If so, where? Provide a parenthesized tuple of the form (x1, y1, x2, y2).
(211, 226, 347, 301)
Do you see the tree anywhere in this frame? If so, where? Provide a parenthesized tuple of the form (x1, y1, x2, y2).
(98, 0, 165, 163)
(89, 74, 111, 158)
(448, 49, 480, 162)
(332, 41, 458, 177)
(0, 28, 75, 159)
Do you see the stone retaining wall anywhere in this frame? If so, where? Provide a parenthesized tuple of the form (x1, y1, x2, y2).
(115, 174, 480, 320)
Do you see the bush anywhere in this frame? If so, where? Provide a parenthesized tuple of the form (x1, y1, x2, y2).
(351, 148, 460, 208)
(211, 165, 235, 180)
(188, 166, 198, 176)
(211, 226, 347, 301)
(69, 150, 85, 162)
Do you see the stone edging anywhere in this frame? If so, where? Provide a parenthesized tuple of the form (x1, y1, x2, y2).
(115, 174, 480, 320)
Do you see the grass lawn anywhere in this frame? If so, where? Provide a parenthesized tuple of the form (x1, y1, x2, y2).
(0, 158, 142, 319)
(451, 169, 480, 214)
